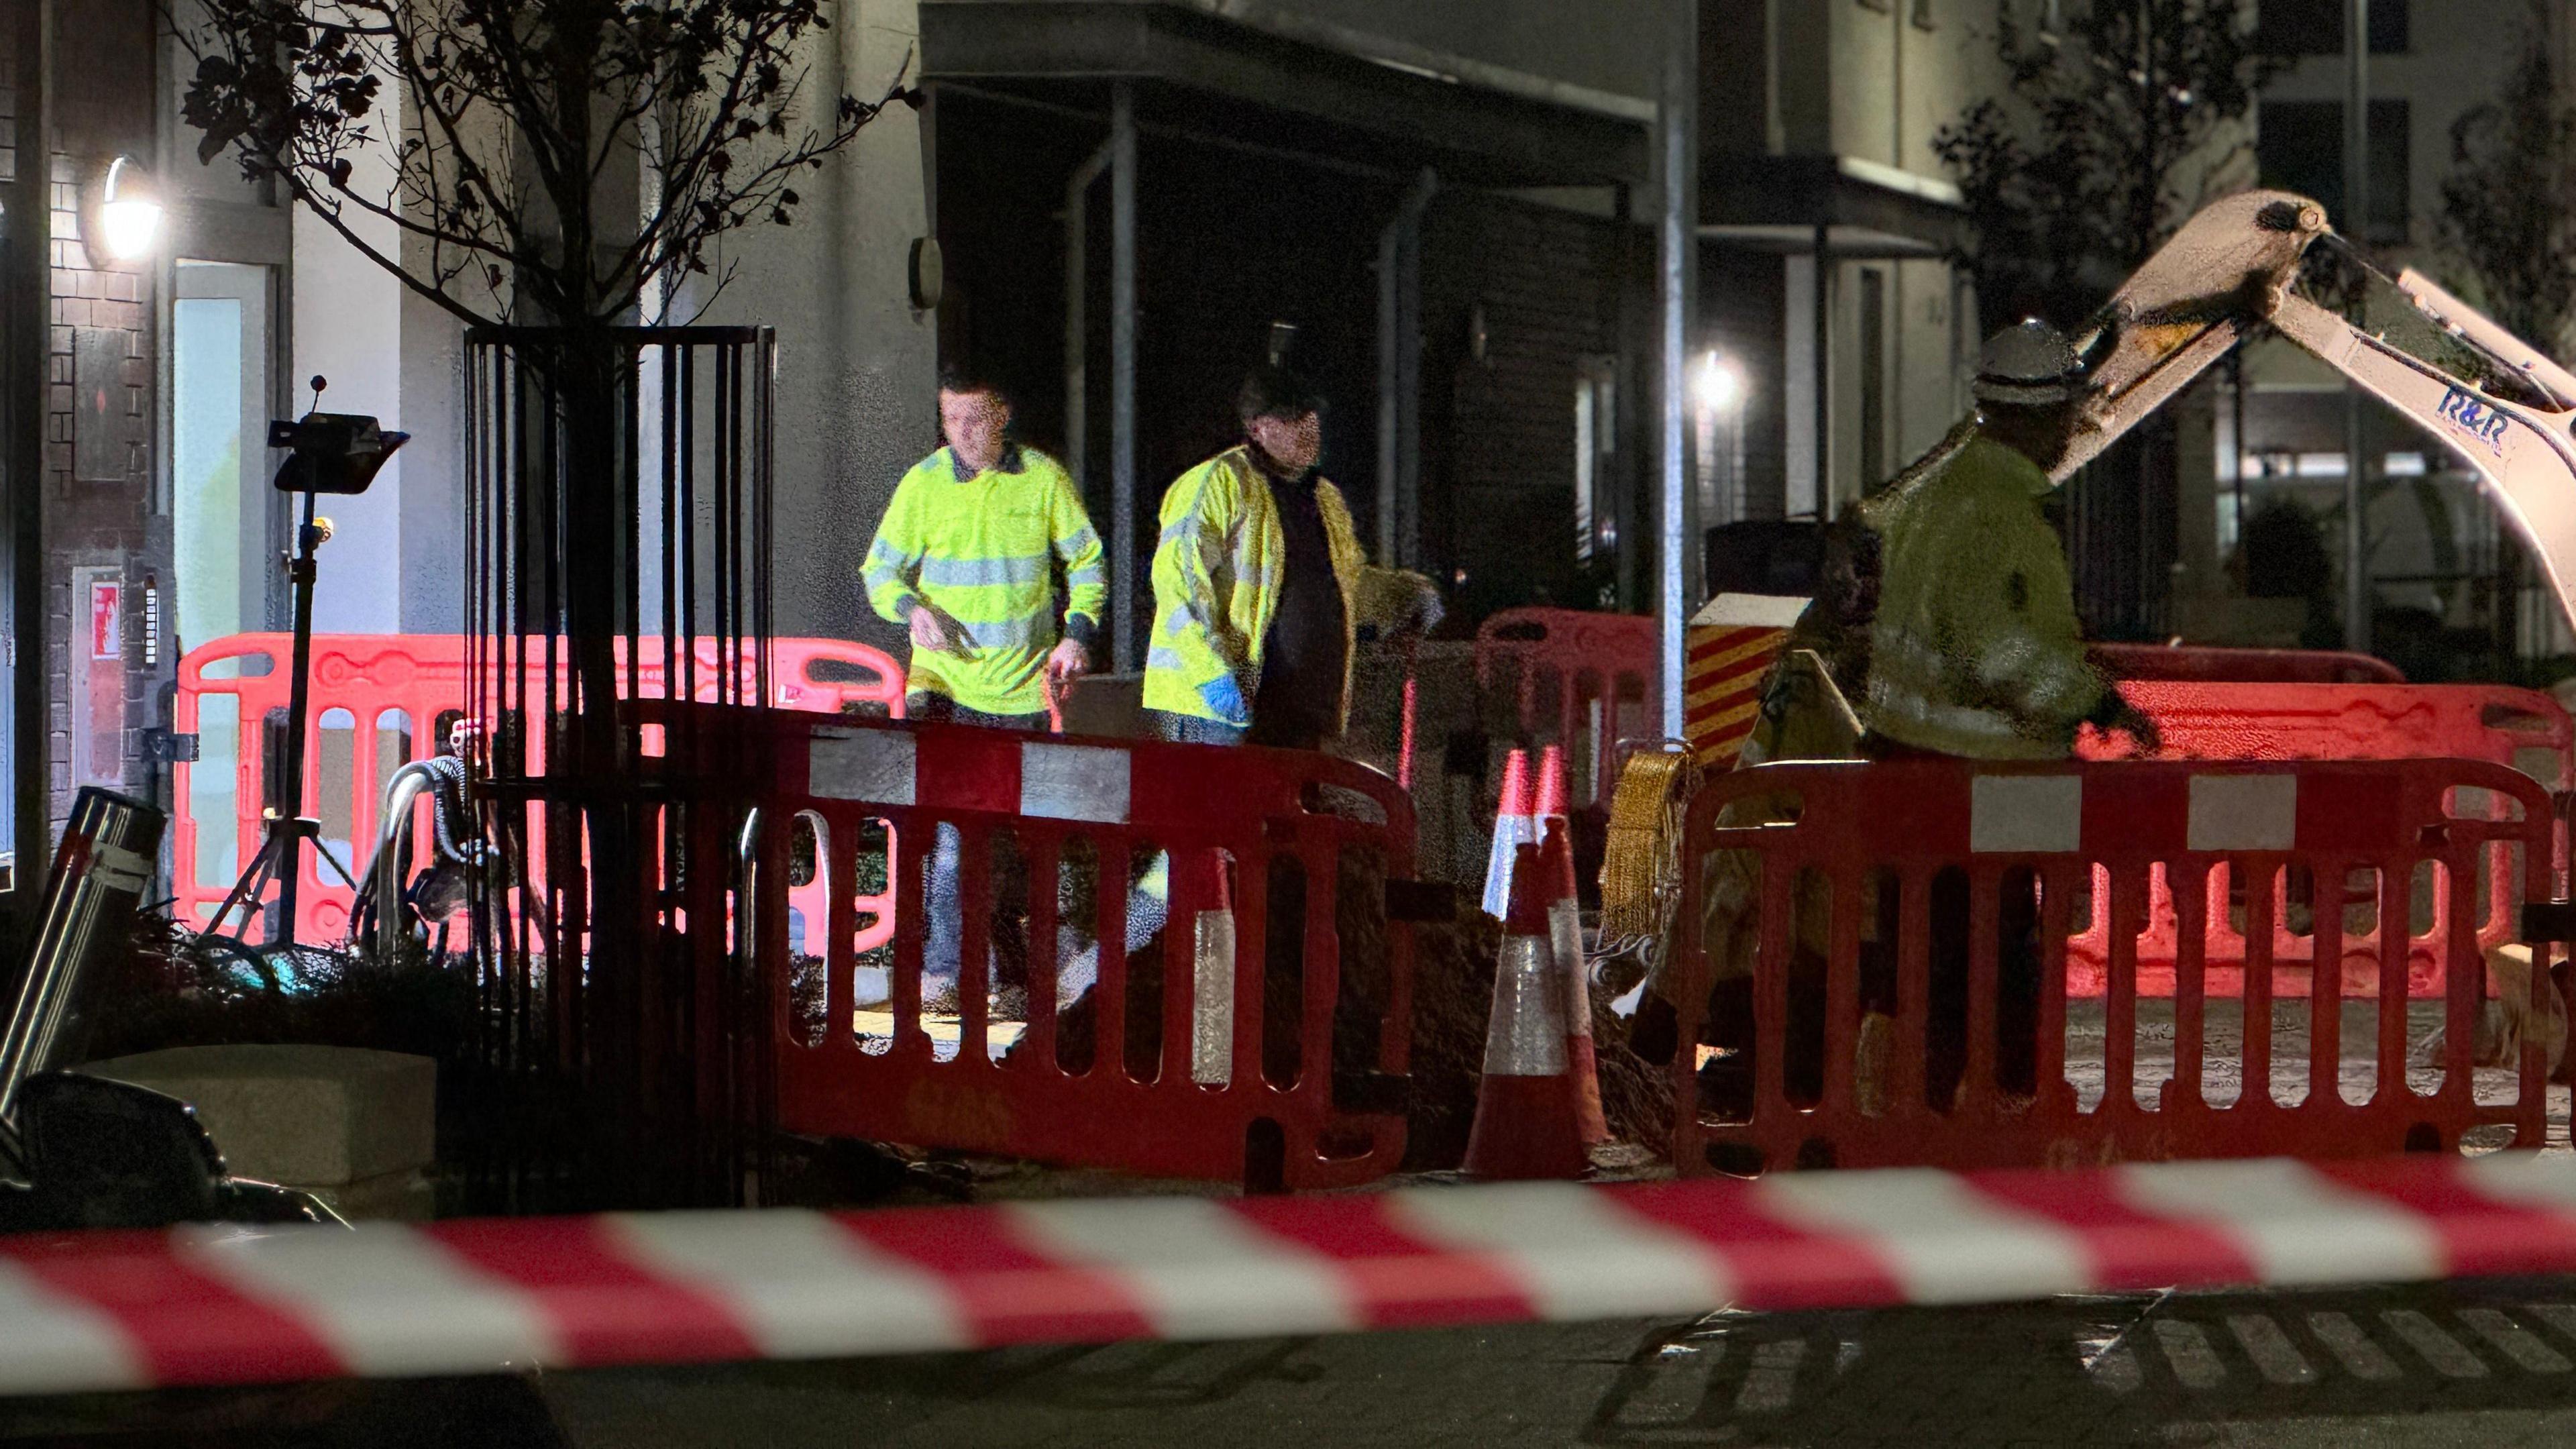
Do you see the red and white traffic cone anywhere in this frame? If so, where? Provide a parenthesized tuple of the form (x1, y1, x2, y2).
(1534, 743, 1570, 835)
(1481, 749, 1533, 920)
(1539, 817, 1609, 1145)
(1462, 841, 1590, 1180)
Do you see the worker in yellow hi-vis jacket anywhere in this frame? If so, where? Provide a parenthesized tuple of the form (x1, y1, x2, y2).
(1143, 365, 1439, 750)
(864, 366, 1107, 729)
(1634, 320, 2157, 1122)
(862, 366, 1109, 1006)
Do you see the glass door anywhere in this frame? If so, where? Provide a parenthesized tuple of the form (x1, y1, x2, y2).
(172, 260, 278, 892)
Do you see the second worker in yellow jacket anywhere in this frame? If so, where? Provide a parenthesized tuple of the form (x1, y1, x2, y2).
(1143, 365, 1437, 749)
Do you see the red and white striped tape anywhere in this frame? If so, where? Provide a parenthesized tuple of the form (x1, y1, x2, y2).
(3, 1154, 2575, 1395)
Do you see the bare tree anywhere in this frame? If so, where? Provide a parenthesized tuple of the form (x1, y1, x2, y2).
(176, 0, 913, 761)
(1934, 0, 2286, 329)
(178, 0, 913, 329)
(2439, 0, 2576, 359)
(177, 6, 914, 1196)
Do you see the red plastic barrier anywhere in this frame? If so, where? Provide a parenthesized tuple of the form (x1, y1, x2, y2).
(735, 711, 1423, 1190)
(1474, 608, 1657, 806)
(171, 633, 905, 947)
(2092, 641, 2405, 685)
(1668, 757, 2556, 1175)
(2072, 682, 2573, 997)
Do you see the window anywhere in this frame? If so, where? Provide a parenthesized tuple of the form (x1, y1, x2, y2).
(2254, 0, 2408, 55)
(2255, 99, 2410, 244)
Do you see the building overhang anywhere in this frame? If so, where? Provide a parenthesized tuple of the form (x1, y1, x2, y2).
(1702, 152, 1970, 258)
(919, 1, 1650, 188)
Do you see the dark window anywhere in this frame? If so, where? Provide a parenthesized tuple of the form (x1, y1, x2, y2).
(2256, 98, 2410, 244)
(2255, 0, 2408, 54)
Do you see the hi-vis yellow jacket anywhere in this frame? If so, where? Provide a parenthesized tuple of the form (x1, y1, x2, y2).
(862, 446, 1106, 716)
(1144, 445, 1394, 731)
(1861, 432, 2106, 758)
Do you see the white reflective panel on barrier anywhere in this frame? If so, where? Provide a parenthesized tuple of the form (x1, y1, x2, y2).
(810, 728, 916, 806)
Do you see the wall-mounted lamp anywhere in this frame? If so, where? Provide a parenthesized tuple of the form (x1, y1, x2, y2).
(91, 156, 164, 264)
(1693, 351, 1745, 414)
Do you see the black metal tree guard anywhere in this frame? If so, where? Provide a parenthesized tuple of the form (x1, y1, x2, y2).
(460, 325, 777, 1212)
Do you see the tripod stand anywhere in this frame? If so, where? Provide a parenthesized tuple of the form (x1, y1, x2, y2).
(199, 385, 405, 960)
(201, 487, 358, 956)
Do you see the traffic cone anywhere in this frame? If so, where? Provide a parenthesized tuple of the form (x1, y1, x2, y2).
(1480, 749, 1534, 920)
(1540, 818, 1609, 1144)
(1462, 841, 1590, 1180)
(1534, 743, 1570, 830)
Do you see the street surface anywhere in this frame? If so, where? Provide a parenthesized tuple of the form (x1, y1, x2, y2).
(13, 1277, 2576, 1445)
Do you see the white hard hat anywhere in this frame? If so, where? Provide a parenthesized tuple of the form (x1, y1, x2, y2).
(1974, 318, 2082, 407)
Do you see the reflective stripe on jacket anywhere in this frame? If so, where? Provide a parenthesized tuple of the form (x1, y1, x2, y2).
(862, 446, 1107, 715)
(1860, 432, 2106, 759)
(1142, 446, 1367, 730)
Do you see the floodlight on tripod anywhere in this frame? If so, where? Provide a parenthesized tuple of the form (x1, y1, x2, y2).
(201, 378, 408, 962)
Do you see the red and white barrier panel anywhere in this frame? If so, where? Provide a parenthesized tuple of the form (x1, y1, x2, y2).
(5, 1154, 2576, 1395)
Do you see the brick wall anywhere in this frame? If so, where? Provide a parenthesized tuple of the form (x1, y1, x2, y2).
(9, 2, 162, 829)
(1421, 193, 1644, 622)
(46, 142, 157, 823)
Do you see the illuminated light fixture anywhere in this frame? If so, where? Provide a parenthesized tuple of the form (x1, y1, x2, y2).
(1693, 350, 1744, 413)
(95, 156, 163, 263)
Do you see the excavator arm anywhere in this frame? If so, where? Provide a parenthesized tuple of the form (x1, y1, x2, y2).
(2046, 189, 2576, 631)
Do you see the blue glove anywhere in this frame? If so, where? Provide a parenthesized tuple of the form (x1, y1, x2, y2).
(1197, 673, 1250, 728)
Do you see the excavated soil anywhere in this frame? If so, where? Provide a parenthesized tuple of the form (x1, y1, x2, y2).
(1000, 849, 1672, 1172)
(1399, 906, 1670, 1170)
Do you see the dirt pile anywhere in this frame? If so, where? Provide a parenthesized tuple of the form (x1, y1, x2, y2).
(1399, 908, 1671, 1171)
(998, 851, 1673, 1173)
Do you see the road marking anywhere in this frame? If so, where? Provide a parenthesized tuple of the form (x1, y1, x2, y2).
(2074, 1328, 2144, 1395)
(2459, 1308, 2570, 1373)
(2153, 1319, 2228, 1390)
(1621, 1334, 1721, 1428)
(2308, 1312, 2402, 1381)
(2527, 1303, 2576, 1344)
(1734, 1338, 1807, 1414)
(2382, 1310, 2489, 1378)
(2229, 1313, 2317, 1384)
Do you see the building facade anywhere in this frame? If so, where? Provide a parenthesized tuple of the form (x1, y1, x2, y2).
(1, 0, 2002, 893)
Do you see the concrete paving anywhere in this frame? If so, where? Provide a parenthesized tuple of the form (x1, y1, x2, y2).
(15, 1279, 2576, 1444)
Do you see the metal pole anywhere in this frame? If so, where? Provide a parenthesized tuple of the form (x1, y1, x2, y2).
(1397, 172, 1432, 572)
(1065, 142, 1112, 504)
(1110, 85, 1139, 671)
(2343, 0, 2371, 653)
(1377, 169, 1437, 566)
(1658, 0, 1699, 740)
(1813, 223, 1831, 519)
(8, 0, 51, 917)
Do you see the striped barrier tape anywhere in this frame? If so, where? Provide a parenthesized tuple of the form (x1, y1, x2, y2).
(3, 1153, 2576, 1396)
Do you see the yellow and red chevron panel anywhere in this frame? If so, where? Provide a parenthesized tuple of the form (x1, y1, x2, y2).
(1683, 593, 1809, 767)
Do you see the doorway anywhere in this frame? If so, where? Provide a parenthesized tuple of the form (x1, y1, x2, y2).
(171, 259, 278, 892)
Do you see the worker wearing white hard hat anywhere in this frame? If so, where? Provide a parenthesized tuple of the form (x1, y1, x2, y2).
(1635, 319, 2156, 1118)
